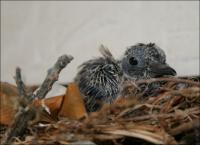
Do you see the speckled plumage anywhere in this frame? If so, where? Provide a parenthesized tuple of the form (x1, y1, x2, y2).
(75, 43, 176, 112)
(121, 43, 176, 80)
(75, 45, 122, 112)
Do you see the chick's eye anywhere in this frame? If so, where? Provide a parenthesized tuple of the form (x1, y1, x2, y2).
(129, 57, 138, 65)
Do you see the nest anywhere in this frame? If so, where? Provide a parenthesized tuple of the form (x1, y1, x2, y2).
(1, 75, 199, 145)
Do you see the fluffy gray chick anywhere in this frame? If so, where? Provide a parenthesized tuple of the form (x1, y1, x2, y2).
(75, 45, 122, 112)
(121, 43, 176, 80)
(75, 43, 176, 112)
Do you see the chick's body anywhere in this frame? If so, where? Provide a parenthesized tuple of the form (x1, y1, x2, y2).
(75, 46, 122, 112)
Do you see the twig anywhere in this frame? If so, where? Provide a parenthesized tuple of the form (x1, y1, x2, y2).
(2, 68, 36, 145)
(169, 119, 200, 136)
(14, 67, 30, 107)
(2, 54, 73, 145)
(135, 77, 200, 86)
(122, 107, 200, 122)
(116, 104, 162, 119)
(14, 67, 28, 99)
(2, 106, 36, 145)
(35, 55, 73, 99)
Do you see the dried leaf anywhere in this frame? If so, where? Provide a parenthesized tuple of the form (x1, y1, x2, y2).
(0, 82, 19, 125)
(0, 82, 64, 124)
(34, 95, 64, 116)
(58, 83, 87, 119)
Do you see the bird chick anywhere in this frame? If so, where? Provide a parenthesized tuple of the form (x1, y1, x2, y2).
(75, 43, 176, 112)
(120, 43, 176, 99)
(121, 43, 176, 80)
(75, 45, 122, 112)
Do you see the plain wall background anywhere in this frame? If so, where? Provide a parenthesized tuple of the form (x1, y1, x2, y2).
(1, 1, 199, 85)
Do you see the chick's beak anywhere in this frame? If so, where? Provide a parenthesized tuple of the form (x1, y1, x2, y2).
(149, 63, 176, 77)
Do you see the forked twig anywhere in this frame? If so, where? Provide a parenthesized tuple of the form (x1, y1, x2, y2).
(2, 55, 73, 145)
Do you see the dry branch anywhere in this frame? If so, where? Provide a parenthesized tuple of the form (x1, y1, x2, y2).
(2, 54, 73, 145)
(35, 55, 73, 99)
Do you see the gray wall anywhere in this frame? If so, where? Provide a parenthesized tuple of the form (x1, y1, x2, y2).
(1, 1, 199, 84)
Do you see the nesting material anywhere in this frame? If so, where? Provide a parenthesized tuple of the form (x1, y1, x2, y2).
(1, 75, 199, 145)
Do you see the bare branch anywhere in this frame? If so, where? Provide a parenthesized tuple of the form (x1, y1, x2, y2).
(35, 55, 73, 99)
(2, 54, 73, 145)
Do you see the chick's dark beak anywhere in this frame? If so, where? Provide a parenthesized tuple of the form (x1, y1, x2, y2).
(149, 63, 176, 77)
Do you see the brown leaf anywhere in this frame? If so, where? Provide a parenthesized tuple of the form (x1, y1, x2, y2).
(58, 83, 87, 119)
(33, 95, 64, 122)
(0, 82, 64, 124)
(0, 82, 20, 125)
(34, 95, 64, 116)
